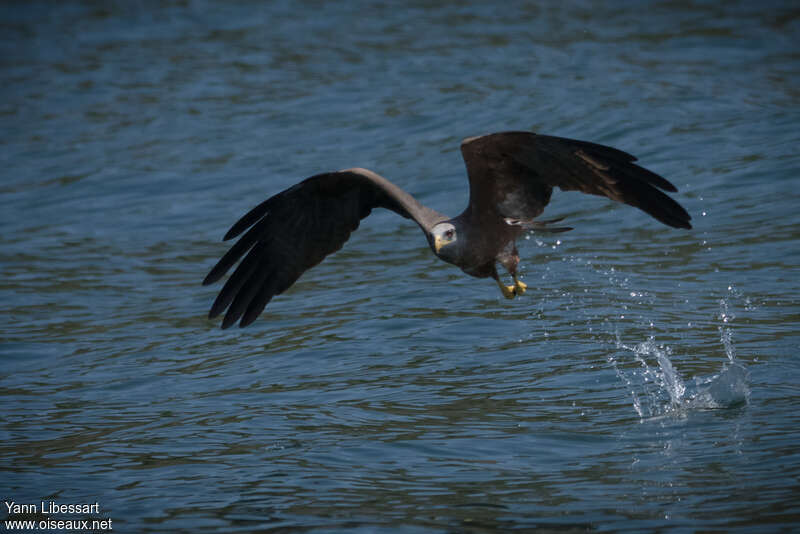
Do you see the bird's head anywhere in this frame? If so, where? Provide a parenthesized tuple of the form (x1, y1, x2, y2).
(430, 221, 461, 264)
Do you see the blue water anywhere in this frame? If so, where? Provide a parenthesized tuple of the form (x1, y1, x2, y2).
(2, 1, 799, 532)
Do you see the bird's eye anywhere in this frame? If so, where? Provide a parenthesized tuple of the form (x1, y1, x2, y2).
(445, 229, 454, 239)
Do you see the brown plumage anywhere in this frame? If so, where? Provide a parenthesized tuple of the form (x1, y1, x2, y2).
(203, 131, 691, 328)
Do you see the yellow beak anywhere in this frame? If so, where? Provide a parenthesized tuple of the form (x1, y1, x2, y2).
(434, 235, 444, 253)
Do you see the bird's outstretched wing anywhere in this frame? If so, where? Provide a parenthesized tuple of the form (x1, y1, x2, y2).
(203, 168, 445, 328)
(459, 131, 692, 229)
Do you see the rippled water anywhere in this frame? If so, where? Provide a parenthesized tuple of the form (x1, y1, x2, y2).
(2, 1, 799, 532)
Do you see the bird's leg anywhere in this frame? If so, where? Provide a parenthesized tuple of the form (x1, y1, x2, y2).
(492, 250, 528, 299)
(491, 267, 518, 299)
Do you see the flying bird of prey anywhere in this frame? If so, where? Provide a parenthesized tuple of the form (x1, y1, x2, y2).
(203, 131, 691, 328)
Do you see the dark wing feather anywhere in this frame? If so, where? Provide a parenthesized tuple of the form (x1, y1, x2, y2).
(460, 131, 692, 229)
(203, 168, 445, 328)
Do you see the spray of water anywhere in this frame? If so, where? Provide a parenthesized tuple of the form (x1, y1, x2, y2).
(609, 297, 750, 420)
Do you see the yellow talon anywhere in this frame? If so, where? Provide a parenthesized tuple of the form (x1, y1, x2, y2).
(514, 279, 527, 295)
(495, 278, 517, 299)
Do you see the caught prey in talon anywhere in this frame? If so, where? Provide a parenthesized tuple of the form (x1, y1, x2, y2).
(202, 131, 692, 328)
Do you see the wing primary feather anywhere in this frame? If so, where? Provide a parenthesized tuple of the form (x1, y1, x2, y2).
(545, 135, 637, 163)
(223, 196, 276, 241)
(239, 277, 280, 328)
(203, 216, 273, 286)
(221, 263, 274, 329)
(208, 242, 270, 319)
(625, 163, 678, 192)
(621, 179, 692, 229)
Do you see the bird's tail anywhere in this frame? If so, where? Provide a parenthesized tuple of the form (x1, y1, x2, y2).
(504, 216, 573, 233)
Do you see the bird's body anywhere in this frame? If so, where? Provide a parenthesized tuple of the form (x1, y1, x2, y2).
(203, 131, 691, 328)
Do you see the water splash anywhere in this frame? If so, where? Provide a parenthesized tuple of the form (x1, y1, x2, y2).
(610, 298, 750, 419)
(718, 296, 737, 362)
